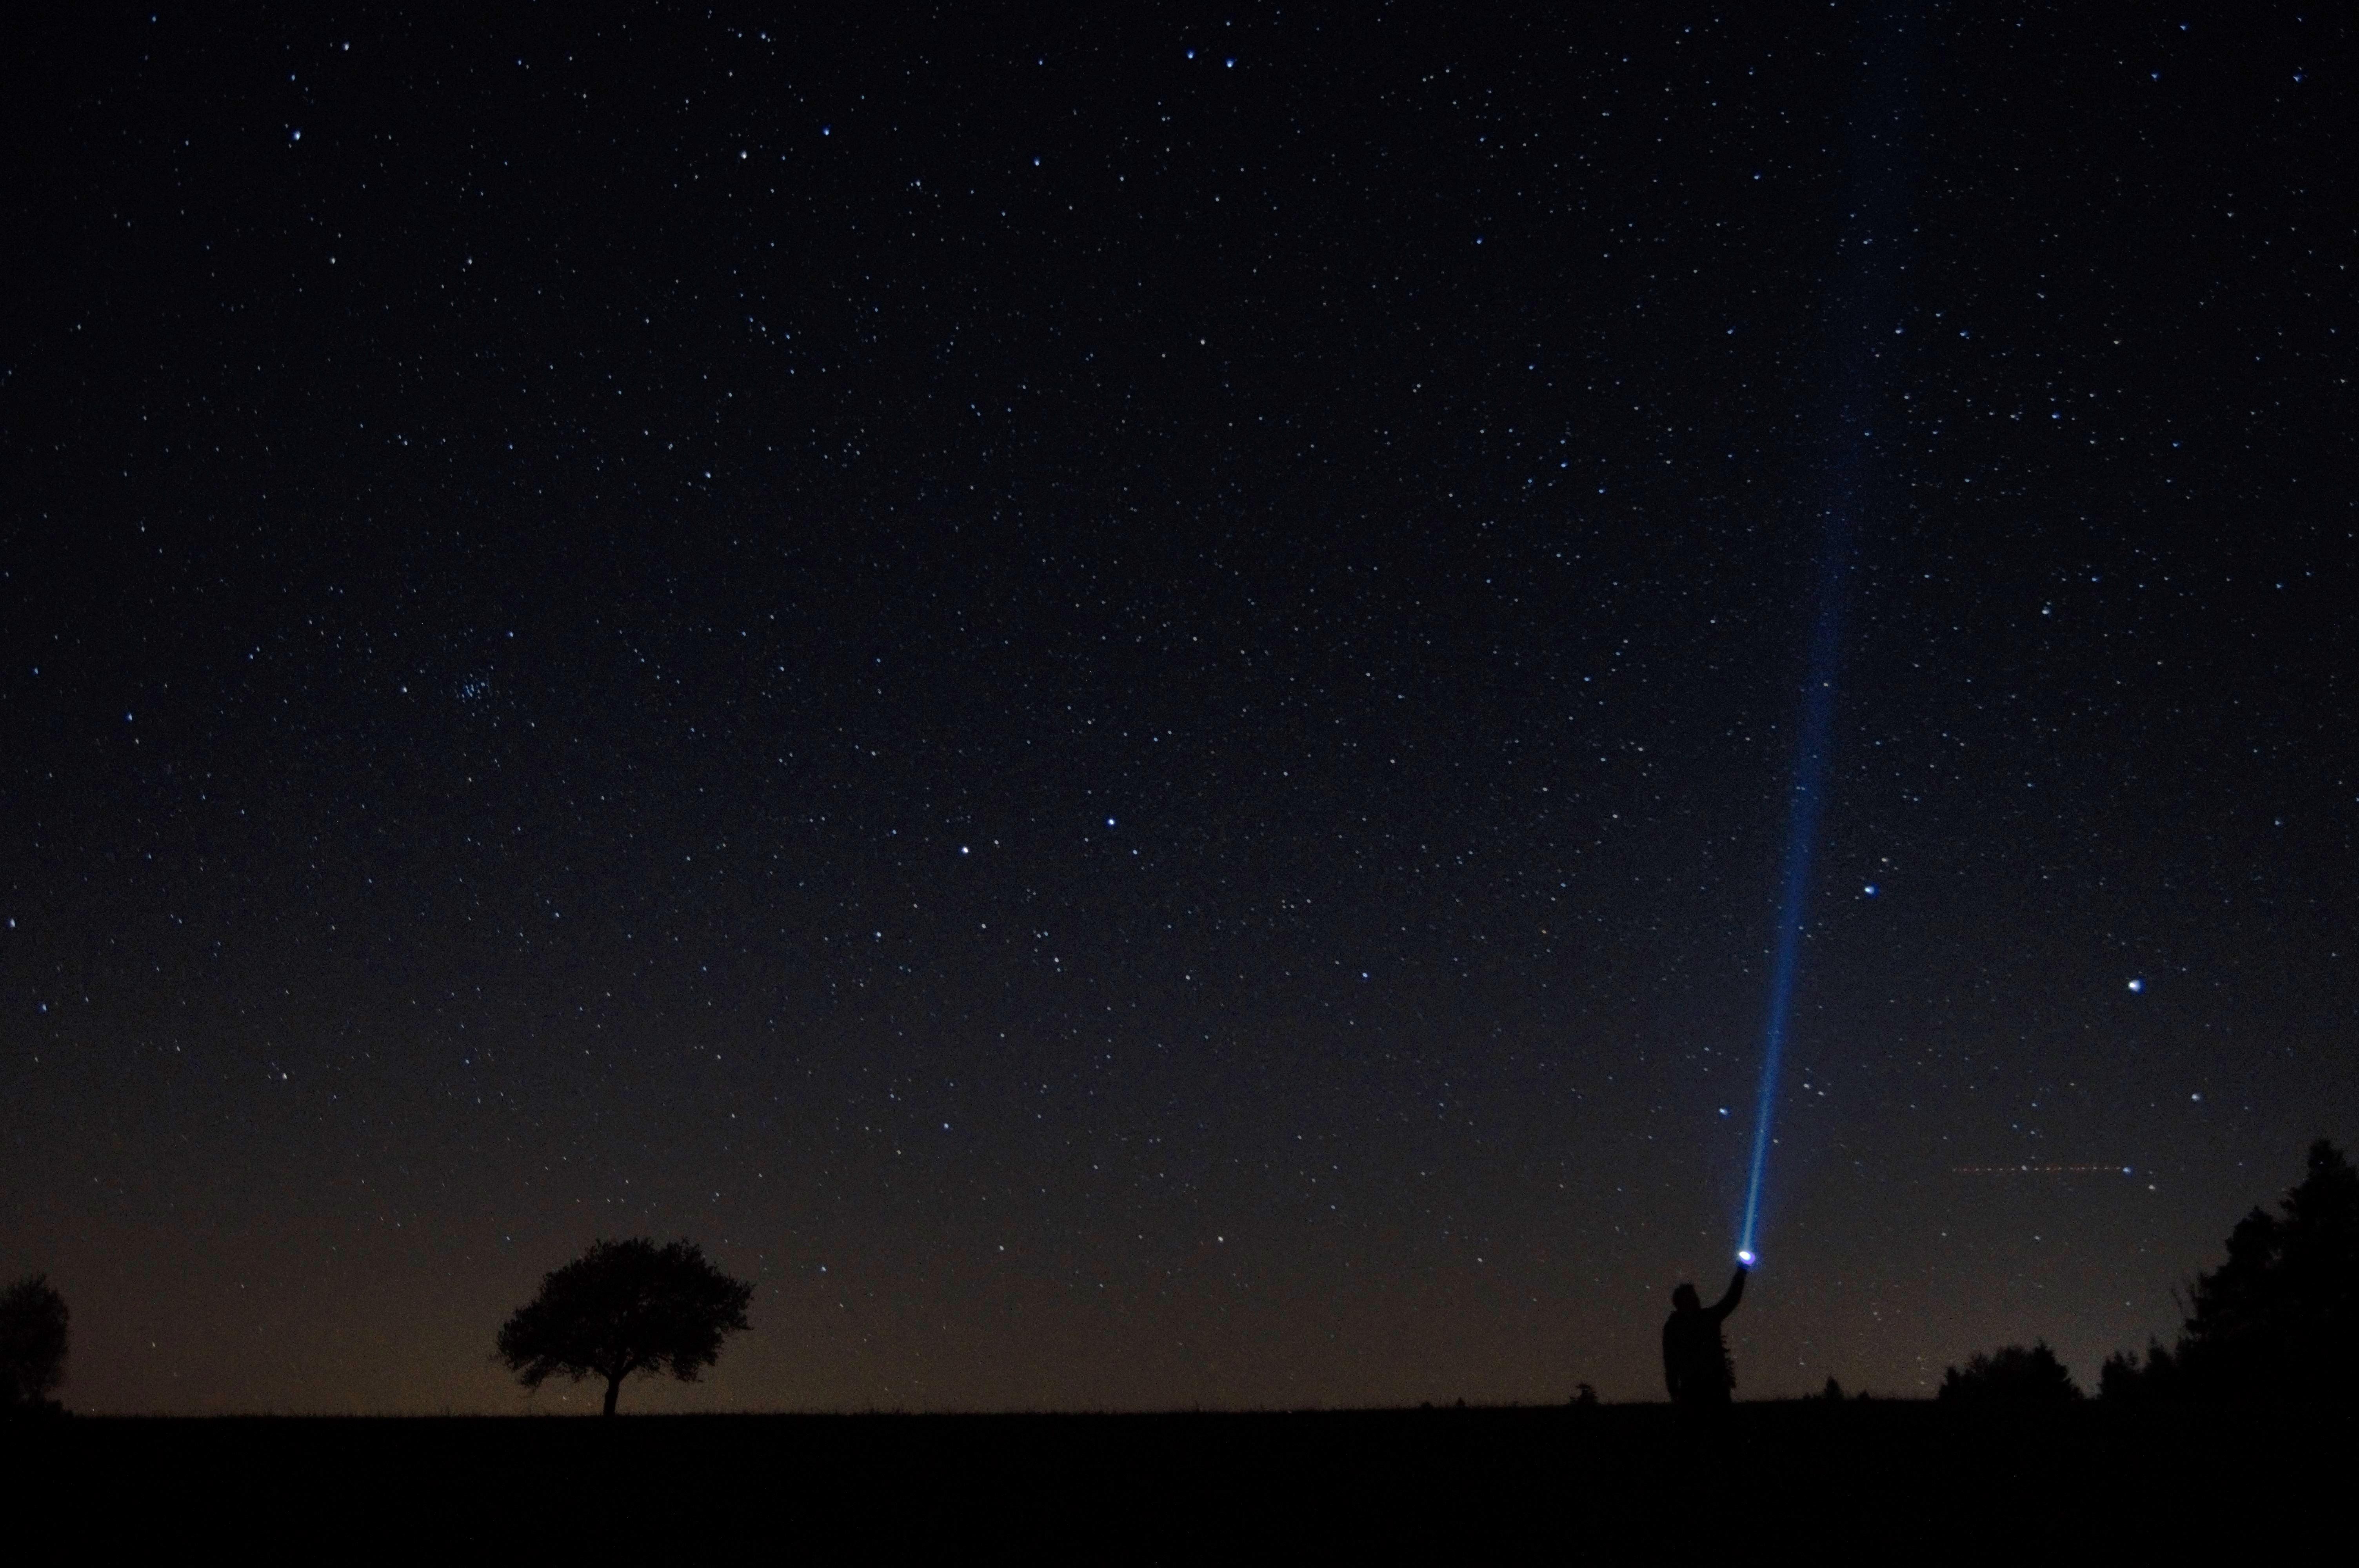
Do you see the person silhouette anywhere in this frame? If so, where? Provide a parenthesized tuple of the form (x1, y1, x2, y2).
(1663, 1262, 1749, 1407)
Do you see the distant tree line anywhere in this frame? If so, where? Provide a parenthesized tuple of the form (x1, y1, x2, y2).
(1938, 1341, 2080, 1405)
(1943, 1138, 2358, 1406)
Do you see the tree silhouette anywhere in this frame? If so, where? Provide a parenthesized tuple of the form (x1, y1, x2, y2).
(2105, 1138, 2359, 1403)
(2098, 1340, 2178, 1404)
(497, 1238, 753, 1416)
(0, 1274, 69, 1412)
(1937, 1341, 2081, 1405)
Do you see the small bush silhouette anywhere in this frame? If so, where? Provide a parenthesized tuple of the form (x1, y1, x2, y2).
(0, 1274, 69, 1412)
(1937, 1341, 2081, 1405)
(497, 1238, 753, 1416)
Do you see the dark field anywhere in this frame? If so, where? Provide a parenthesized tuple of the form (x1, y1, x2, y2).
(6, 1402, 2340, 1557)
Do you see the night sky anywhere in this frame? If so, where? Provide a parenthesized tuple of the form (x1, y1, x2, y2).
(5, 3, 2354, 1414)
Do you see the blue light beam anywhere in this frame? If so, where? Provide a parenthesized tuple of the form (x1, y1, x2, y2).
(1737, 546, 1844, 1263)
(1736, 0, 1925, 1266)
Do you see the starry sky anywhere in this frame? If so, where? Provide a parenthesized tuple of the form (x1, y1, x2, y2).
(4, 3, 2353, 1413)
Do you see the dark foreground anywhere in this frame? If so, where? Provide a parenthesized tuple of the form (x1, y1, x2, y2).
(6, 1401, 2344, 1557)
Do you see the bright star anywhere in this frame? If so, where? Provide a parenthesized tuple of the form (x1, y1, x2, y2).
(2128, 978, 2145, 992)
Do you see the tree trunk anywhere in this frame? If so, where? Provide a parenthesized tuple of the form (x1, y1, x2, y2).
(603, 1372, 623, 1417)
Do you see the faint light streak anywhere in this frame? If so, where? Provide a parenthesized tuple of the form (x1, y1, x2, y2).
(1951, 1164, 2137, 1175)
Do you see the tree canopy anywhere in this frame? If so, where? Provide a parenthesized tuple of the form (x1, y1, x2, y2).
(2104, 1138, 2359, 1403)
(0, 1274, 69, 1412)
(497, 1238, 753, 1416)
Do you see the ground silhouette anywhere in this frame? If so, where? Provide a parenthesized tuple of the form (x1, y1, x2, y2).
(6, 1401, 2341, 1555)
(497, 1238, 752, 1416)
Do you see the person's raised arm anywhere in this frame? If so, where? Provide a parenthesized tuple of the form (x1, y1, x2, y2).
(1708, 1263, 1749, 1321)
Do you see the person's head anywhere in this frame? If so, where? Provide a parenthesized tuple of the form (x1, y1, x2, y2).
(1672, 1283, 1700, 1312)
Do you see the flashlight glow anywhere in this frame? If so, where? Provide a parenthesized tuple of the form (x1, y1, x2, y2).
(1736, 1249, 1756, 1267)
